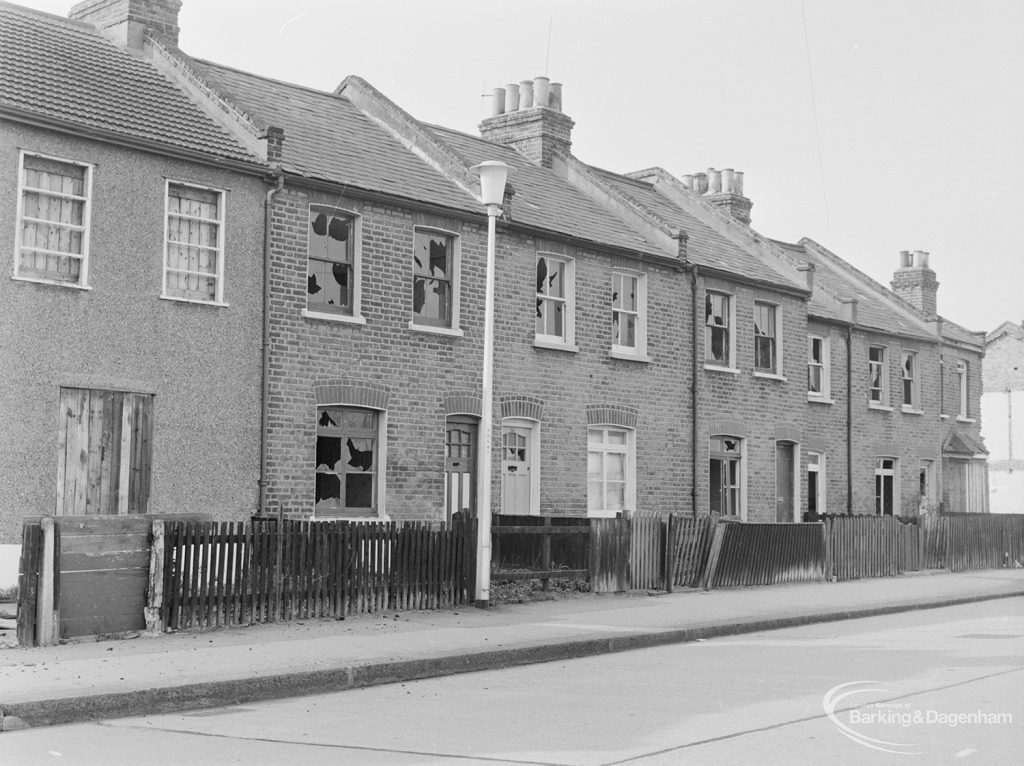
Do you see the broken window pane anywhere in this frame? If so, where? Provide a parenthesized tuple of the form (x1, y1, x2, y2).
(315, 406, 378, 513)
(346, 474, 374, 508)
(536, 256, 569, 340)
(705, 292, 730, 364)
(308, 208, 354, 314)
(413, 230, 454, 326)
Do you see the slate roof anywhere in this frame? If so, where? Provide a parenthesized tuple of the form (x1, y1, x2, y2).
(430, 126, 665, 256)
(590, 169, 806, 292)
(782, 239, 937, 341)
(0, 2, 258, 165)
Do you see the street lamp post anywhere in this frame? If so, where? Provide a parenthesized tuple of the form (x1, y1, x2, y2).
(469, 160, 510, 608)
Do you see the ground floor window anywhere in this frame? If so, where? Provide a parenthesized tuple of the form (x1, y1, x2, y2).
(710, 436, 743, 517)
(875, 457, 898, 516)
(315, 406, 379, 516)
(587, 426, 635, 516)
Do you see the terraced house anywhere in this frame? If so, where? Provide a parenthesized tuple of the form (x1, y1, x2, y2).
(0, 0, 988, 580)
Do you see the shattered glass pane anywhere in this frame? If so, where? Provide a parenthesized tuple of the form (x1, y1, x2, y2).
(318, 410, 338, 428)
(346, 438, 374, 471)
(346, 474, 373, 508)
(315, 472, 341, 505)
(710, 327, 727, 362)
(413, 277, 451, 323)
(315, 436, 342, 470)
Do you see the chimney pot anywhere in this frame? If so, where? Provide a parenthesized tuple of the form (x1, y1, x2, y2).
(707, 168, 722, 194)
(681, 174, 694, 189)
(519, 80, 534, 109)
(549, 83, 563, 111)
(734, 171, 744, 196)
(721, 168, 735, 193)
(533, 76, 550, 108)
(899, 250, 912, 268)
(694, 172, 708, 195)
(491, 87, 506, 117)
(505, 83, 521, 111)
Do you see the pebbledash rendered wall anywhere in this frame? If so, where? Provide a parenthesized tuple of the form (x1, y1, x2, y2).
(0, 122, 266, 549)
(262, 184, 691, 521)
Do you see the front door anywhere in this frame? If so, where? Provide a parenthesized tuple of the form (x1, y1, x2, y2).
(776, 441, 795, 522)
(501, 421, 535, 515)
(444, 416, 477, 522)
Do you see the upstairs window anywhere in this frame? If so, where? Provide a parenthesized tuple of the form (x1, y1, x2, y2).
(15, 152, 92, 287)
(705, 291, 733, 367)
(535, 254, 575, 348)
(412, 229, 457, 328)
(902, 351, 919, 410)
(753, 301, 778, 374)
(164, 181, 225, 303)
(956, 360, 969, 418)
(315, 406, 379, 516)
(308, 207, 358, 317)
(869, 345, 889, 406)
(808, 335, 830, 399)
(611, 270, 646, 357)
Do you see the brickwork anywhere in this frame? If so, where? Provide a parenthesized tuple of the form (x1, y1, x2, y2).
(478, 109, 575, 168)
(264, 185, 691, 521)
(70, 0, 181, 45)
(891, 265, 938, 318)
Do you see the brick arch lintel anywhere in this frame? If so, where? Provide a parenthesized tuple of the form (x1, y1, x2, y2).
(443, 392, 482, 417)
(315, 379, 390, 410)
(774, 423, 802, 444)
(708, 419, 749, 438)
(500, 395, 544, 422)
(586, 404, 639, 430)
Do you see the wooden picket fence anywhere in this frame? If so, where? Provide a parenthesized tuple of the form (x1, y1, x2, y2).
(161, 516, 474, 631)
(822, 515, 903, 581)
(670, 515, 718, 588)
(922, 513, 1024, 572)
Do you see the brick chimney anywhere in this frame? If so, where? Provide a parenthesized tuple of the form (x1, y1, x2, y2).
(479, 77, 574, 168)
(70, 0, 182, 48)
(891, 250, 939, 319)
(679, 167, 752, 224)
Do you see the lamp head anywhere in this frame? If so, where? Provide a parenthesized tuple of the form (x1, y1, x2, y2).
(470, 161, 511, 209)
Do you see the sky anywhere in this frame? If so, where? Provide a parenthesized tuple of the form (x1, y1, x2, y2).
(19, 0, 1024, 332)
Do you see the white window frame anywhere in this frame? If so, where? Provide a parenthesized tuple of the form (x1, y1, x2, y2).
(610, 269, 648, 360)
(587, 425, 637, 518)
(901, 350, 921, 413)
(753, 300, 783, 378)
(13, 151, 93, 289)
(705, 290, 736, 371)
(807, 451, 825, 516)
(874, 457, 899, 516)
(162, 179, 227, 305)
(709, 435, 746, 520)
(807, 335, 831, 401)
(410, 226, 462, 336)
(534, 253, 576, 351)
(869, 345, 890, 408)
(956, 360, 969, 420)
(314, 404, 387, 519)
(303, 205, 365, 325)
(919, 459, 935, 513)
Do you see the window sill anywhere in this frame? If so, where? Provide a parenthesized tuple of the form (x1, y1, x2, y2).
(160, 294, 228, 308)
(12, 275, 91, 290)
(868, 403, 894, 412)
(901, 406, 925, 416)
(956, 416, 977, 424)
(704, 364, 740, 375)
(409, 321, 464, 338)
(807, 395, 834, 405)
(753, 371, 787, 381)
(940, 414, 950, 420)
(303, 309, 366, 326)
(311, 513, 390, 522)
(609, 348, 650, 363)
(587, 509, 626, 519)
(533, 337, 578, 353)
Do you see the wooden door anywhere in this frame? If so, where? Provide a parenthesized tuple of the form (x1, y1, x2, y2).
(57, 388, 153, 516)
(775, 442, 795, 522)
(445, 417, 477, 522)
(501, 424, 534, 515)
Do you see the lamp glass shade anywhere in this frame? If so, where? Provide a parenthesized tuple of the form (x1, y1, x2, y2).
(471, 161, 511, 207)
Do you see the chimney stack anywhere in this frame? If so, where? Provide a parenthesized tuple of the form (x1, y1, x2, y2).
(70, 0, 182, 48)
(678, 166, 752, 224)
(480, 77, 574, 168)
(890, 250, 939, 319)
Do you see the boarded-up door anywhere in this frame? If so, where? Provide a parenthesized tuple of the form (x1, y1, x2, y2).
(445, 416, 477, 522)
(57, 388, 153, 516)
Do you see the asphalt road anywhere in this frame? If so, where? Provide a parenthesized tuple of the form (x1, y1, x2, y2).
(4, 597, 1022, 765)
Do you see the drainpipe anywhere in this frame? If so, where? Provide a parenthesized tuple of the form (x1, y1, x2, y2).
(673, 230, 698, 518)
(259, 168, 285, 515)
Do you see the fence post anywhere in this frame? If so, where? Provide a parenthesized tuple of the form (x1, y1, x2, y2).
(663, 515, 674, 593)
(702, 522, 726, 591)
(274, 501, 284, 621)
(541, 516, 552, 592)
(37, 517, 58, 647)
(145, 519, 165, 634)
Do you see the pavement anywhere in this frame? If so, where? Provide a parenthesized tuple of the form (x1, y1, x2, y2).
(1, 568, 1023, 731)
